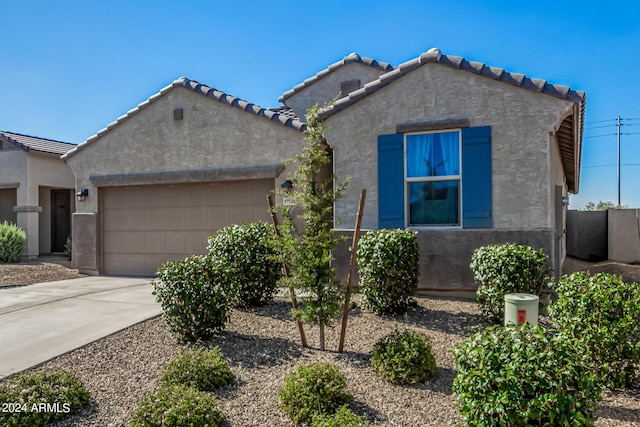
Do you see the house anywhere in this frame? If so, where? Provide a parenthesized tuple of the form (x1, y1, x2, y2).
(64, 48, 585, 296)
(62, 78, 306, 276)
(308, 48, 585, 296)
(0, 131, 77, 259)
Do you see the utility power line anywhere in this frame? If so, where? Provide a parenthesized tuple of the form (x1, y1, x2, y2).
(583, 117, 640, 206)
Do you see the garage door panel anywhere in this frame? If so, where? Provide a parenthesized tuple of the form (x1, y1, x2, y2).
(104, 231, 145, 253)
(163, 208, 186, 229)
(141, 233, 164, 253)
(102, 180, 273, 276)
(207, 207, 230, 230)
(186, 230, 210, 254)
(103, 208, 144, 231)
(186, 207, 208, 228)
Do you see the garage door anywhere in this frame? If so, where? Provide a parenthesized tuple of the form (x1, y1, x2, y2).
(102, 180, 273, 276)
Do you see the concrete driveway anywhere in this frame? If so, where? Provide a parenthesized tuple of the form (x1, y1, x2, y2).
(0, 276, 161, 379)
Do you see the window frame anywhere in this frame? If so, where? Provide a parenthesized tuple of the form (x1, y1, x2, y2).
(403, 129, 463, 229)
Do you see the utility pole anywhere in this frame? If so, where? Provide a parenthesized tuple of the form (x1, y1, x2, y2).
(617, 116, 622, 206)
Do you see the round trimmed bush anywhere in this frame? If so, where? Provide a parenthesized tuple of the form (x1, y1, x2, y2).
(0, 221, 26, 263)
(129, 384, 224, 427)
(311, 405, 370, 427)
(160, 346, 233, 392)
(470, 243, 551, 324)
(152, 255, 232, 343)
(278, 362, 352, 424)
(208, 222, 282, 308)
(453, 324, 602, 425)
(357, 229, 419, 315)
(0, 369, 90, 426)
(549, 271, 640, 388)
(371, 330, 436, 385)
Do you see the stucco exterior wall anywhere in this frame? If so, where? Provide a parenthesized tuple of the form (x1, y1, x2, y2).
(284, 63, 388, 120)
(66, 86, 305, 273)
(0, 150, 28, 200)
(67, 86, 305, 214)
(323, 64, 574, 231)
(0, 149, 75, 257)
(29, 153, 76, 190)
(608, 208, 640, 264)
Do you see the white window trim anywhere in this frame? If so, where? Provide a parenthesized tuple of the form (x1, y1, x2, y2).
(403, 129, 463, 229)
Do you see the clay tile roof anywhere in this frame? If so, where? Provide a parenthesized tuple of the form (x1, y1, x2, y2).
(318, 47, 586, 137)
(0, 130, 76, 155)
(318, 48, 586, 194)
(278, 53, 395, 102)
(62, 77, 307, 160)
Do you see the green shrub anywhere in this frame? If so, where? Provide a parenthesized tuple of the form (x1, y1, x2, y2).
(357, 229, 419, 315)
(152, 255, 232, 343)
(63, 236, 72, 260)
(208, 222, 282, 308)
(129, 384, 224, 427)
(278, 362, 352, 424)
(0, 369, 90, 427)
(161, 346, 233, 392)
(470, 243, 551, 324)
(311, 405, 370, 427)
(0, 221, 26, 263)
(453, 324, 601, 426)
(371, 330, 436, 385)
(549, 272, 640, 388)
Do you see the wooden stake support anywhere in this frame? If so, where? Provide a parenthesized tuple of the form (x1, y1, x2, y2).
(267, 195, 307, 347)
(338, 189, 366, 353)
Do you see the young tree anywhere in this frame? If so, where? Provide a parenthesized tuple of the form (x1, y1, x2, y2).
(277, 105, 349, 350)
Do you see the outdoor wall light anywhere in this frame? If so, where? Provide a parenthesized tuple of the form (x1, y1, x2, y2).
(76, 188, 89, 202)
(562, 196, 570, 206)
(280, 179, 293, 194)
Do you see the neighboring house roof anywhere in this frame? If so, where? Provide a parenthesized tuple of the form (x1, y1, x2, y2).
(279, 52, 395, 102)
(62, 77, 307, 160)
(0, 130, 76, 155)
(318, 47, 586, 193)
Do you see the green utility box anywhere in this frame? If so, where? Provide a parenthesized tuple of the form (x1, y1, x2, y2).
(504, 293, 539, 326)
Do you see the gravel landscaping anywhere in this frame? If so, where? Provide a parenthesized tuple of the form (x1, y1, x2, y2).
(1, 258, 639, 426)
(0, 256, 85, 287)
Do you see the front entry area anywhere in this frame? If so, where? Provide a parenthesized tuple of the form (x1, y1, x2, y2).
(101, 180, 273, 276)
(51, 189, 72, 253)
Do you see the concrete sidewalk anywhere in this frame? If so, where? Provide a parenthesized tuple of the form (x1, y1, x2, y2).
(0, 276, 161, 379)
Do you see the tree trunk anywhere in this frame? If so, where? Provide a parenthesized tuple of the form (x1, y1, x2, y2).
(319, 306, 325, 351)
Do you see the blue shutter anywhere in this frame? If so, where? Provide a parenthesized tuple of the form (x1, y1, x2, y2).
(462, 126, 492, 228)
(378, 133, 404, 228)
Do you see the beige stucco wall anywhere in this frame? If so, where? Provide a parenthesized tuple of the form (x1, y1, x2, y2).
(284, 63, 389, 120)
(323, 64, 574, 231)
(29, 153, 76, 190)
(67, 86, 305, 214)
(0, 147, 75, 257)
(0, 150, 28, 198)
(65, 86, 305, 273)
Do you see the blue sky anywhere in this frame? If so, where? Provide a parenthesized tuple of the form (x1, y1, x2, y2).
(1, 0, 639, 209)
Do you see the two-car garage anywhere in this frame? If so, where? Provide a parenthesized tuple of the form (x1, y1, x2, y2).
(101, 180, 273, 276)
(62, 77, 305, 277)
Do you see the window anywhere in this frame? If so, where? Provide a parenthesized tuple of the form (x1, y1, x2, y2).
(377, 125, 492, 229)
(405, 131, 461, 226)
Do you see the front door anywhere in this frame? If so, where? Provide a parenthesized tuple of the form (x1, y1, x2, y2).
(51, 189, 71, 253)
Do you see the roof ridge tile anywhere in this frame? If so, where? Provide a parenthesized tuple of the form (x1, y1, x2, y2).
(279, 52, 396, 102)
